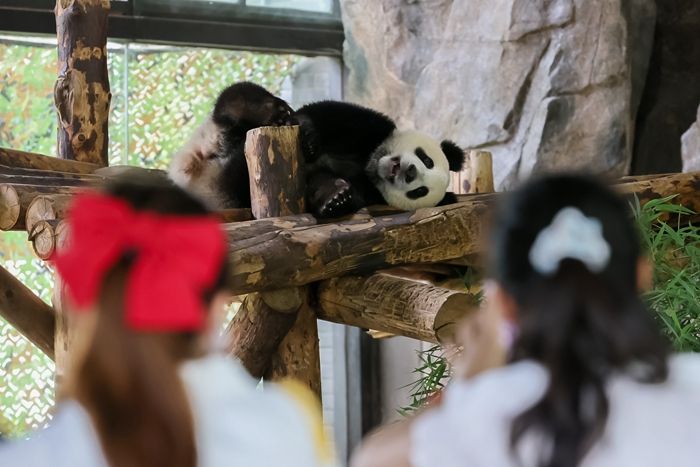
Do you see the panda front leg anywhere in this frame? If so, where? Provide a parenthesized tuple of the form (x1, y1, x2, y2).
(307, 170, 365, 218)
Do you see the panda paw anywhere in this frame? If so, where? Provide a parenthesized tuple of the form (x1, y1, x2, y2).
(318, 179, 353, 218)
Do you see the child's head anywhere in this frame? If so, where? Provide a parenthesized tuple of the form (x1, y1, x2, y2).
(485, 173, 669, 467)
(54, 174, 229, 467)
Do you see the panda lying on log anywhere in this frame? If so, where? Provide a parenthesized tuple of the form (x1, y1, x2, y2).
(169, 82, 465, 218)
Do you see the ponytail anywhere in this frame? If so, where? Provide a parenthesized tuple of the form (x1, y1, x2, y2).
(71, 261, 199, 467)
(507, 261, 668, 467)
(487, 174, 671, 467)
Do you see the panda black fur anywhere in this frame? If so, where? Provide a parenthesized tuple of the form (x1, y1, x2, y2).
(296, 100, 466, 218)
(170, 83, 465, 218)
(169, 82, 294, 209)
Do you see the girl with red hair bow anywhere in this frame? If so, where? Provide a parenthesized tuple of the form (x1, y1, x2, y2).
(0, 176, 336, 467)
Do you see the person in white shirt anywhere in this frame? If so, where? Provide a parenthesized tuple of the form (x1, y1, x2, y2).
(352, 173, 700, 467)
(0, 176, 336, 467)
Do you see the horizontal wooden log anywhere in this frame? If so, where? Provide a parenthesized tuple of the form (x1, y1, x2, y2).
(0, 265, 56, 359)
(228, 198, 491, 295)
(29, 219, 60, 260)
(0, 184, 82, 231)
(0, 173, 97, 187)
(25, 194, 73, 235)
(0, 147, 99, 173)
(226, 172, 700, 295)
(317, 273, 479, 343)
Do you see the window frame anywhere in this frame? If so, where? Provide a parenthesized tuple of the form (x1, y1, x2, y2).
(0, 0, 342, 56)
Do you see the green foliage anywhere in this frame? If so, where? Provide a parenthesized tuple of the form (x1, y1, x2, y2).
(399, 345, 451, 416)
(632, 195, 700, 352)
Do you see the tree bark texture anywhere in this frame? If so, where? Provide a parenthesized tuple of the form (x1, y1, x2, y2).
(317, 274, 479, 344)
(225, 172, 700, 295)
(0, 184, 81, 231)
(0, 265, 56, 359)
(0, 147, 99, 173)
(0, 165, 104, 186)
(54, 0, 111, 166)
(25, 194, 73, 235)
(227, 126, 320, 395)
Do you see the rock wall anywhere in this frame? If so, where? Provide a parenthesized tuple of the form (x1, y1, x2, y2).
(682, 104, 700, 172)
(341, 0, 656, 189)
(632, 0, 700, 174)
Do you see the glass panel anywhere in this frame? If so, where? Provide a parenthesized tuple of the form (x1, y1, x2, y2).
(124, 44, 301, 168)
(0, 232, 55, 438)
(246, 0, 333, 13)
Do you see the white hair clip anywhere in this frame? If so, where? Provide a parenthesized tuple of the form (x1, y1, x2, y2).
(529, 207, 611, 276)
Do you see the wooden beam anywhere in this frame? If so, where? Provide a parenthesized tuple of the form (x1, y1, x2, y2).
(54, 0, 111, 166)
(0, 265, 56, 359)
(25, 194, 73, 236)
(29, 219, 65, 261)
(0, 147, 99, 173)
(225, 172, 700, 295)
(227, 126, 321, 396)
(462, 150, 494, 194)
(317, 274, 478, 344)
(0, 184, 81, 231)
(0, 165, 104, 186)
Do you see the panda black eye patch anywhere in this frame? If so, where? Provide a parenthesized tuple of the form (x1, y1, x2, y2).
(406, 186, 429, 200)
(415, 147, 434, 169)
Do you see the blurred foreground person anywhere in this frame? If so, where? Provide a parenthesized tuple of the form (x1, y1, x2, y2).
(352, 174, 700, 467)
(0, 177, 335, 467)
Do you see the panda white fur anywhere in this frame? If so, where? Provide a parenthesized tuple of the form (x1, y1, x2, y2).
(368, 129, 457, 211)
(168, 117, 226, 210)
(297, 100, 465, 218)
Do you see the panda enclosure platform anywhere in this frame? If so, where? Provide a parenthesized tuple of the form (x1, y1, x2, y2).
(2, 2, 700, 395)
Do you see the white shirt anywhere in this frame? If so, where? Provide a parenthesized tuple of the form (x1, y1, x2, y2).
(0, 354, 336, 467)
(411, 354, 700, 467)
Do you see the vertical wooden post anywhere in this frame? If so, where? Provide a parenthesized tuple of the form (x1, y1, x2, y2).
(52, 0, 110, 378)
(454, 150, 494, 194)
(227, 126, 321, 396)
(54, 0, 111, 166)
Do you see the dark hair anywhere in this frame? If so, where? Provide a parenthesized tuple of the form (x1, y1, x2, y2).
(488, 174, 669, 467)
(69, 174, 228, 467)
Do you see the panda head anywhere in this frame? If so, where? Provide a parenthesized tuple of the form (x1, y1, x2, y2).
(366, 130, 466, 211)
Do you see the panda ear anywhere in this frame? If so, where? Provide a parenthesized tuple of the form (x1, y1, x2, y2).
(441, 140, 466, 172)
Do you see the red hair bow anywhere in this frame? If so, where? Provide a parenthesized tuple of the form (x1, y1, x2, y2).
(53, 193, 226, 331)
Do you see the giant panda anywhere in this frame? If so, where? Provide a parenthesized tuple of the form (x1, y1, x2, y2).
(169, 81, 294, 210)
(296, 100, 466, 218)
(169, 83, 465, 218)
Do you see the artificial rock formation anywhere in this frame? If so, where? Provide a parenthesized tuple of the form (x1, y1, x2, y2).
(342, 0, 656, 188)
(682, 104, 700, 172)
(633, 0, 700, 174)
